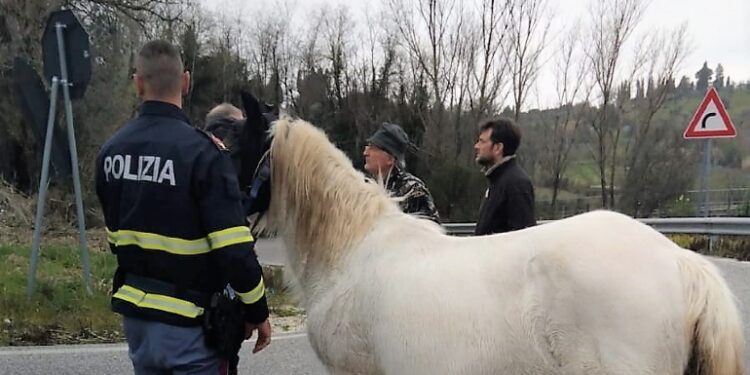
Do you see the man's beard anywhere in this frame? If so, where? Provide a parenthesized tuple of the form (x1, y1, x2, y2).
(476, 154, 495, 168)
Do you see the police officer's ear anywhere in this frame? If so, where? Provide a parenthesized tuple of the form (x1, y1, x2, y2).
(133, 73, 145, 98)
(181, 71, 191, 97)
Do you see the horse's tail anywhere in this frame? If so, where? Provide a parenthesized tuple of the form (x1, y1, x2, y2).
(679, 252, 744, 375)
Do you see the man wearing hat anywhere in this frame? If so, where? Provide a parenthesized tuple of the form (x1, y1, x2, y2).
(363, 122, 440, 223)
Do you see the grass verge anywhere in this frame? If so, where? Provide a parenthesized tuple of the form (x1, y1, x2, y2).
(0, 230, 303, 346)
(0, 242, 120, 346)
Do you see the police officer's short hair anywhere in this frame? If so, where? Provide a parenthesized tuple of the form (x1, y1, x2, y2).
(479, 117, 521, 156)
(135, 40, 184, 97)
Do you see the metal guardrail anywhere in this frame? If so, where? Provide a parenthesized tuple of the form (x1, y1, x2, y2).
(444, 217, 750, 236)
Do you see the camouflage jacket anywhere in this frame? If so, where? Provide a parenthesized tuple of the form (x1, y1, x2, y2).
(383, 167, 441, 223)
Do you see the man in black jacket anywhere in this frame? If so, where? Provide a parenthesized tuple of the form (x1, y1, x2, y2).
(473, 118, 536, 235)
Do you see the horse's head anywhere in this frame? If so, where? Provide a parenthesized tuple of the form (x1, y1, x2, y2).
(236, 91, 274, 216)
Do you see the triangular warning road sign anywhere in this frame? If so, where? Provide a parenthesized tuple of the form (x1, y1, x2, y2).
(684, 87, 737, 139)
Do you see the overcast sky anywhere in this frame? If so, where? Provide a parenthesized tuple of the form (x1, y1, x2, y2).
(633, 0, 749, 81)
(201, 0, 749, 108)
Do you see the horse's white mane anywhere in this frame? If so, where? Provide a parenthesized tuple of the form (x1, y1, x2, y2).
(266, 116, 410, 277)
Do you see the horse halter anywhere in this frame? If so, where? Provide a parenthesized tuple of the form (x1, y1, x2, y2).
(249, 149, 270, 203)
(244, 142, 272, 229)
(243, 101, 276, 220)
(251, 113, 276, 202)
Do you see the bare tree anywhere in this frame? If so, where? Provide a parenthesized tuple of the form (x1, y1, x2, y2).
(505, 0, 551, 121)
(355, 5, 396, 101)
(585, 0, 647, 208)
(65, 0, 187, 35)
(538, 24, 592, 217)
(473, 0, 512, 115)
(291, 14, 326, 118)
(2, 0, 178, 60)
(453, 0, 512, 164)
(386, 0, 469, 154)
(246, 1, 295, 106)
(346, 6, 400, 150)
(320, 5, 355, 110)
(621, 24, 690, 215)
(466, 0, 512, 117)
(623, 24, 689, 159)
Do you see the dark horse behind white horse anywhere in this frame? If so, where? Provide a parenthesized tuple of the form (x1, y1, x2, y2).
(227, 93, 744, 375)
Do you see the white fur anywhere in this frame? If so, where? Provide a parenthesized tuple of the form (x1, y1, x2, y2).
(263, 117, 744, 375)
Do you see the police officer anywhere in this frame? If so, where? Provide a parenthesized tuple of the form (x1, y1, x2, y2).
(95, 40, 271, 374)
(363, 122, 440, 223)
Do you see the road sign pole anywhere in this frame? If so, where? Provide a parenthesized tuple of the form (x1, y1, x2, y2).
(27, 78, 59, 298)
(700, 138, 712, 218)
(55, 22, 92, 295)
(25, 10, 93, 297)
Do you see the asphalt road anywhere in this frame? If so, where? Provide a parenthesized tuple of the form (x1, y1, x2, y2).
(0, 332, 328, 375)
(256, 238, 287, 266)
(1, 243, 749, 374)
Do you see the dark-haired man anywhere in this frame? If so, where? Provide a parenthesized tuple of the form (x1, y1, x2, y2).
(473, 118, 536, 235)
(95, 40, 271, 374)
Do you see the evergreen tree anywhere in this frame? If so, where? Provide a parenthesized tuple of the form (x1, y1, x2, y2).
(676, 75, 693, 97)
(695, 61, 713, 92)
(646, 77, 655, 98)
(635, 79, 644, 99)
(714, 63, 725, 89)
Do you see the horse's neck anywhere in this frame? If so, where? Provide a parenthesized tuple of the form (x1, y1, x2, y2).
(281, 237, 348, 305)
(277, 164, 394, 295)
(286, 187, 383, 263)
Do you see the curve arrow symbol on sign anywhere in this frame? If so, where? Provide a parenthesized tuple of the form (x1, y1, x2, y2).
(701, 112, 716, 128)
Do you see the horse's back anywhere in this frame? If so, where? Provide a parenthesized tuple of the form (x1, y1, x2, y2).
(376, 211, 693, 374)
(505, 211, 691, 374)
(313, 211, 740, 374)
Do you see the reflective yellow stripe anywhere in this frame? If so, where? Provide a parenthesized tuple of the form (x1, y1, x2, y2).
(207, 226, 254, 250)
(236, 278, 265, 304)
(107, 229, 211, 255)
(113, 285, 204, 318)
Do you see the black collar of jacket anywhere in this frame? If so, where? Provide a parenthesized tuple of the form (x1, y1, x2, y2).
(486, 157, 517, 180)
(138, 101, 191, 125)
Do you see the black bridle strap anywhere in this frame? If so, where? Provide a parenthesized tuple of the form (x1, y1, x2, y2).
(249, 150, 270, 199)
(246, 150, 271, 235)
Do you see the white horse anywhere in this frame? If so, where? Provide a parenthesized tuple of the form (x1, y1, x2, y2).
(257, 116, 744, 375)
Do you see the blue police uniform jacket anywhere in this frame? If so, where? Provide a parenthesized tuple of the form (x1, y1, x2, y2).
(95, 101, 268, 327)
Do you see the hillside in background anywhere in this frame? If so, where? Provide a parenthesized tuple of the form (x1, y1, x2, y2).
(521, 86, 750, 219)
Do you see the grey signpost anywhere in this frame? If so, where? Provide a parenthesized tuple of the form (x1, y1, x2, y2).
(699, 138, 712, 217)
(27, 10, 92, 297)
(683, 87, 737, 252)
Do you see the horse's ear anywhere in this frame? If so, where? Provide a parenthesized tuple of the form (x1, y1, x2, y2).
(241, 91, 263, 127)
